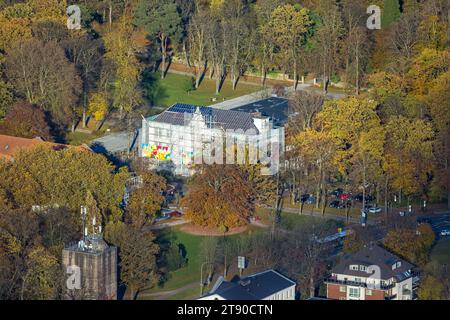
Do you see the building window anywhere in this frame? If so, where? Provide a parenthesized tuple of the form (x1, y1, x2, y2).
(350, 265, 359, 271)
(360, 265, 367, 272)
(349, 287, 360, 298)
(355, 278, 361, 283)
(339, 286, 346, 293)
(366, 289, 372, 296)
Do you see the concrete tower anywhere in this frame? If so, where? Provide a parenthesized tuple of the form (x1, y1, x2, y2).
(62, 205, 117, 300)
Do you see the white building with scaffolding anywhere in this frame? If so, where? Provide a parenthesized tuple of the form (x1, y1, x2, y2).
(140, 103, 285, 176)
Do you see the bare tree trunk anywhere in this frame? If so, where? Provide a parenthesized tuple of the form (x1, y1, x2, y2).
(161, 38, 167, 79)
(384, 175, 389, 218)
(261, 64, 266, 87)
(309, 274, 315, 298)
(293, 59, 298, 90)
(321, 188, 327, 216)
(82, 89, 87, 128)
(183, 40, 190, 67)
(448, 188, 450, 210)
(355, 43, 360, 95)
(109, 3, 112, 30)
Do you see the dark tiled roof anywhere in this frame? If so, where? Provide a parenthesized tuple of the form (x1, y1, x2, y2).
(206, 270, 295, 300)
(332, 244, 415, 280)
(231, 97, 289, 127)
(152, 103, 259, 133)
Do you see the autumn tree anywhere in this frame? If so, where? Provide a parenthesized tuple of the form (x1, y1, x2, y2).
(253, 0, 282, 86)
(206, 9, 227, 94)
(126, 170, 166, 228)
(427, 71, 450, 208)
(0, 3, 32, 53)
(181, 164, 254, 231)
(418, 275, 447, 300)
(0, 102, 53, 140)
(0, 145, 129, 221)
(88, 92, 109, 123)
(294, 129, 336, 211)
(310, 0, 344, 93)
(383, 223, 435, 265)
(384, 116, 434, 203)
(286, 90, 324, 134)
(65, 35, 104, 128)
(0, 206, 77, 300)
(341, 0, 370, 94)
(104, 16, 142, 120)
(105, 221, 159, 300)
(266, 4, 312, 89)
(134, 0, 182, 79)
(316, 97, 382, 205)
(222, 0, 254, 90)
(188, 8, 212, 89)
(5, 39, 81, 129)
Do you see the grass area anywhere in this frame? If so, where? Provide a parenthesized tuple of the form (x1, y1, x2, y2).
(167, 285, 201, 301)
(137, 225, 263, 300)
(280, 196, 384, 222)
(138, 210, 342, 300)
(152, 227, 206, 293)
(151, 72, 262, 107)
(256, 207, 344, 230)
(430, 239, 450, 265)
(66, 120, 110, 146)
(66, 131, 105, 146)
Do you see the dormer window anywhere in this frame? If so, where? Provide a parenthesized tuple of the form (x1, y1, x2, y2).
(360, 265, 367, 272)
(350, 265, 359, 271)
(396, 261, 401, 268)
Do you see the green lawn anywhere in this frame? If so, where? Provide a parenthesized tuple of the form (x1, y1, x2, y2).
(65, 121, 110, 146)
(137, 225, 262, 300)
(66, 131, 105, 146)
(430, 239, 450, 265)
(152, 228, 206, 293)
(151, 72, 262, 107)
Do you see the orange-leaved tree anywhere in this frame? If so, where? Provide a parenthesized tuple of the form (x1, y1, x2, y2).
(181, 164, 254, 231)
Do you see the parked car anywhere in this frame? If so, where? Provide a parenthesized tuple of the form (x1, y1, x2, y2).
(339, 193, 351, 200)
(331, 188, 343, 198)
(299, 194, 310, 203)
(440, 229, 450, 236)
(329, 200, 341, 208)
(306, 195, 316, 204)
(368, 206, 382, 214)
(168, 211, 183, 218)
(353, 193, 375, 202)
(298, 194, 316, 204)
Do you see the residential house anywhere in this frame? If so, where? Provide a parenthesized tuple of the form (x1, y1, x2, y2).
(199, 269, 296, 300)
(325, 244, 419, 300)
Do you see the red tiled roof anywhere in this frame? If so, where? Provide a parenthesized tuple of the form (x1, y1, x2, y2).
(0, 134, 90, 160)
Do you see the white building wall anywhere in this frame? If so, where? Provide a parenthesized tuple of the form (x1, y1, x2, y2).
(142, 114, 285, 176)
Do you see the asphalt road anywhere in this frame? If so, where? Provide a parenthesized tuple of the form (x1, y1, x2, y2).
(419, 213, 450, 239)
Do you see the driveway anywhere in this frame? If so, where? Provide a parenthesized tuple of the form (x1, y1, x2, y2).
(147, 218, 189, 231)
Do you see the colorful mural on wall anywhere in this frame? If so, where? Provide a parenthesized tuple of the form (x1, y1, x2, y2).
(142, 144, 171, 160)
